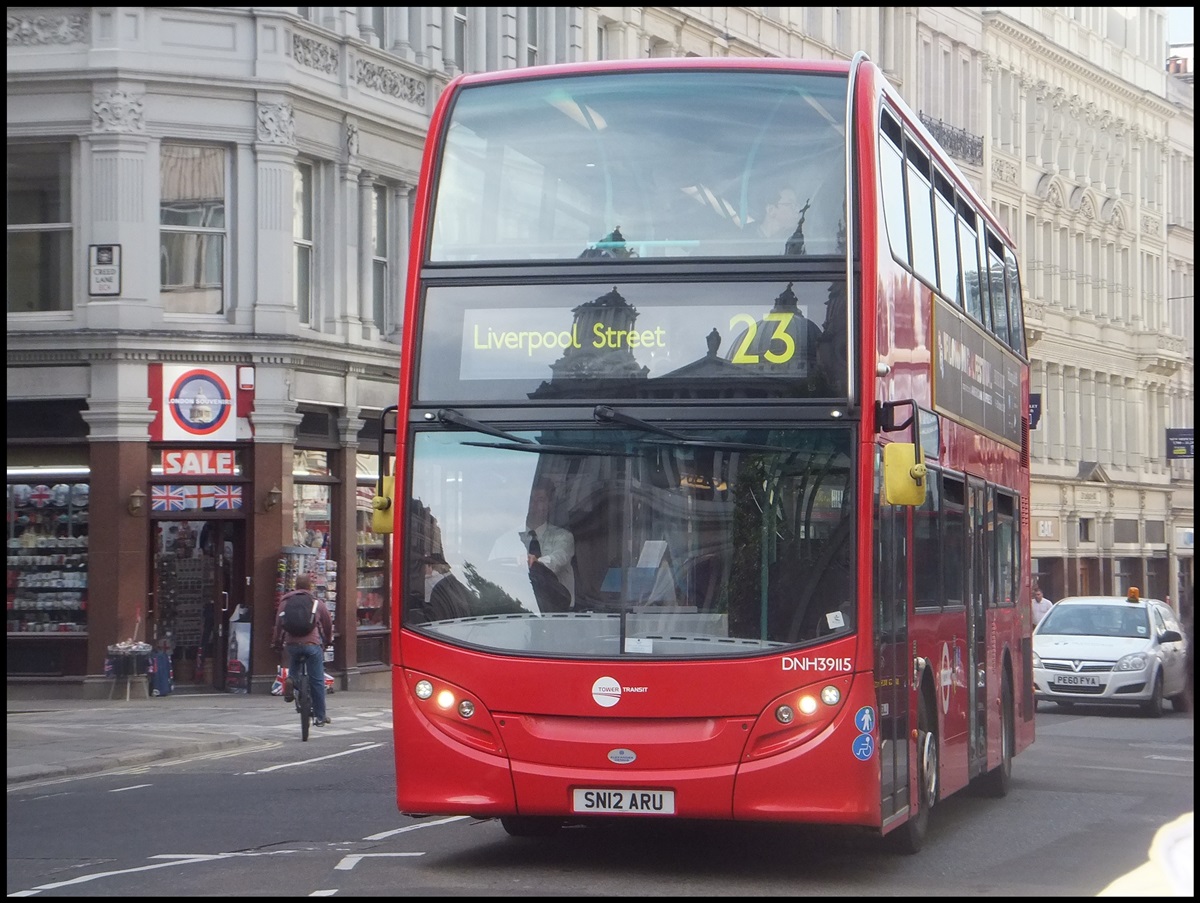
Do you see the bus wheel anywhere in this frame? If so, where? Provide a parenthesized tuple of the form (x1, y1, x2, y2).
(500, 816, 562, 838)
(888, 697, 937, 854)
(978, 678, 1013, 798)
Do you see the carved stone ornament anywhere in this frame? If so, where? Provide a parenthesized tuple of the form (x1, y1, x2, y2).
(292, 32, 339, 74)
(355, 58, 426, 107)
(7, 11, 88, 45)
(257, 101, 296, 146)
(92, 90, 145, 133)
(992, 158, 1018, 184)
(345, 118, 359, 159)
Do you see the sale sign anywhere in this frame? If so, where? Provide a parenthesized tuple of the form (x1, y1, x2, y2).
(161, 450, 238, 476)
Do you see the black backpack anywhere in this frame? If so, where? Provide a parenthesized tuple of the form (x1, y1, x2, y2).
(279, 590, 318, 637)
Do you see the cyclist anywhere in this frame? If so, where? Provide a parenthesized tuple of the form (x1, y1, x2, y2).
(272, 574, 334, 726)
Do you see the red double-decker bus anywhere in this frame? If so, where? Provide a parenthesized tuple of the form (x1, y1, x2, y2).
(374, 53, 1033, 853)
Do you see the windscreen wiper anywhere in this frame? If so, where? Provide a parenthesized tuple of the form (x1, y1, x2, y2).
(437, 408, 534, 444)
(438, 409, 631, 456)
(593, 404, 791, 454)
(593, 404, 686, 439)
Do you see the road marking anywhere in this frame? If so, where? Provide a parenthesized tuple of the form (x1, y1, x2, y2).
(335, 852, 425, 870)
(12, 853, 231, 892)
(1146, 754, 1192, 762)
(110, 783, 153, 792)
(252, 742, 383, 774)
(364, 816, 469, 840)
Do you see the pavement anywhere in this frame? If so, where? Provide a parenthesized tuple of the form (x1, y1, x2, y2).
(6, 684, 394, 785)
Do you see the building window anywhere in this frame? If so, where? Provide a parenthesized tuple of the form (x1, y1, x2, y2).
(355, 452, 390, 633)
(596, 23, 608, 60)
(371, 185, 389, 331)
(294, 162, 314, 325)
(160, 144, 226, 314)
(292, 449, 333, 550)
(7, 472, 90, 639)
(1079, 518, 1094, 543)
(453, 7, 467, 71)
(8, 143, 73, 313)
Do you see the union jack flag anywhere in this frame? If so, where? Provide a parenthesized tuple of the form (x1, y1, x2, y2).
(29, 484, 53, 507)
(152, 485, 197, 511)
(201, 484, 243, 510)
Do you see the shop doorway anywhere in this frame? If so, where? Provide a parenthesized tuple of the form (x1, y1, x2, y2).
(152, 519, 246, 691)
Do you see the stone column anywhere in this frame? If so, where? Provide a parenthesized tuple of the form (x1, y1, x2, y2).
(252, 98, 299, 335)
(84, 87, 157, 331)
(358, 171, 376, 337)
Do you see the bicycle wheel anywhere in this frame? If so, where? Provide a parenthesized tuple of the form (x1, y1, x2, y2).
(298, 664, 312, 742)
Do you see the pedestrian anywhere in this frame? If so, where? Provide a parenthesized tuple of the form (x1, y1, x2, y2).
(272, 574, 334, 726)
(1032, 585, 1053, 626)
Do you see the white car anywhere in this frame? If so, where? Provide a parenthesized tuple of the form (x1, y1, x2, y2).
(1032, 595, 1188, 717)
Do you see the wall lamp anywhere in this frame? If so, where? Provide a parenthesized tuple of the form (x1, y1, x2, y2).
(264, 485, 283, 512)
(127, 488, 147, 517)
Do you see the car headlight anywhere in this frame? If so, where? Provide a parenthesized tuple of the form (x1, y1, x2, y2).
(1115, 652, 1149, 672)
(1032, 651, 1042, 669)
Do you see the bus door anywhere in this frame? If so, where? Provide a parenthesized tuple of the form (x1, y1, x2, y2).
(874, 476, 910, 823)
(966, 477, 988, 774)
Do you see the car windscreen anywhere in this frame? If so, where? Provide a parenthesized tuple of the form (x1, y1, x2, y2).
(1038, 604, 1149, 639)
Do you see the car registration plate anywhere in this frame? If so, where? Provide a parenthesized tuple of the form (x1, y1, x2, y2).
(572, 788, 675, 815)
(1053, 675, 1100, 687)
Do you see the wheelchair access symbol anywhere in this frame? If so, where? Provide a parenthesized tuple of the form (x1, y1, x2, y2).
(852, 706, 876, 761)
(853, 733, 875, 761)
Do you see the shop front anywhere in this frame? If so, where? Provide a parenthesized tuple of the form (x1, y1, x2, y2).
(8, 424, 395, 697)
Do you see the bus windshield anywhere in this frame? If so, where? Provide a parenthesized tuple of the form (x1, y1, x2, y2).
(405, 425, 854, 658)
(431, 70, 848, 262)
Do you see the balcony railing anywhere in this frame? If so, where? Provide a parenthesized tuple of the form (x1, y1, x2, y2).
(918, 112, 984, 166)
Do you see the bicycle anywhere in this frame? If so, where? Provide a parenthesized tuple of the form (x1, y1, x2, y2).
(292, 656, 313, 742)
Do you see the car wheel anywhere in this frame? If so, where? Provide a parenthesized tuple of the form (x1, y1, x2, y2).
(886, 694, 937, 854)
(978, 678, 1013, 798)
(500, 816, 563, 838)
(1140, 671, 1165, 718)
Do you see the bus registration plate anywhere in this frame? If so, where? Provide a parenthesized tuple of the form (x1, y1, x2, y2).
(1053, 675, 1099, 687)
(572, 788, 675, 815)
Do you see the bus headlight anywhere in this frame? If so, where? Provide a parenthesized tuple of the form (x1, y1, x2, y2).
(458, 699, 476, 718)
(775, 704, 795, 723)
(820, 685, 841, 705)
(414, 679, 434, 699)
(797, 695, 819, 716)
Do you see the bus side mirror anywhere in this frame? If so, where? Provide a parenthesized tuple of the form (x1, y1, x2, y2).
(883, 443, 927, 507)
(371, 476, 395, 534)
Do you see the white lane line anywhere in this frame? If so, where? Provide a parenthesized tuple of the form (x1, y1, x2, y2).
(335, 852, 425, 870)
(364, 816, 469, 840)
(14, 853, 228, 892)
(252, 742, 383, 773)
(110, 783, 153, 792)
